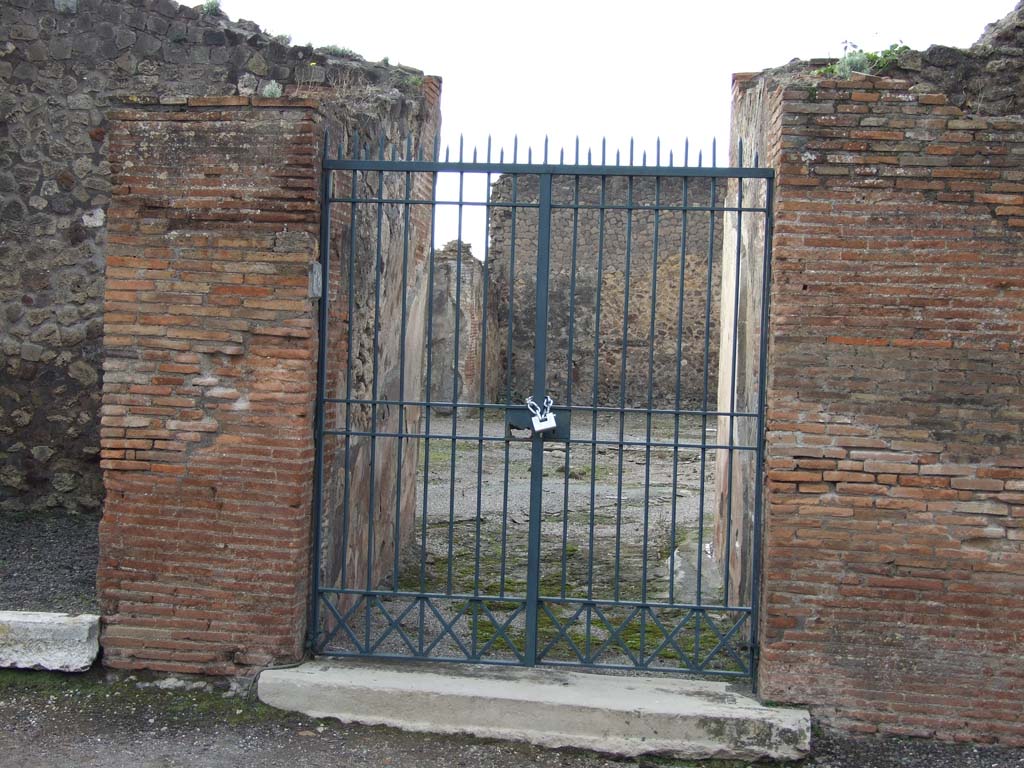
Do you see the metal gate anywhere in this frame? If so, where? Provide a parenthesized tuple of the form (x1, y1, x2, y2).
(310, 135, 773, 678)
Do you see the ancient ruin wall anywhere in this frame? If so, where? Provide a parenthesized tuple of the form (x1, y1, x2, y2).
(427, 241, 501, 412)
(740, 27, 1024, 745)
(487, 175, 723, 410)
(318, 82, 441, 612)
(98, 80, 440, 673)
(713, 75, 778, 608)
(0, 0, 431, 515)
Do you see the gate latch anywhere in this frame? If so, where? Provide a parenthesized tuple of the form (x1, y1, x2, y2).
(526, 395, 557, 434)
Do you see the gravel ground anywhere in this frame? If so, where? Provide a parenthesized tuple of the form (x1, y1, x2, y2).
(1, 668, 1024, 768)
(0, 510, 100, 614)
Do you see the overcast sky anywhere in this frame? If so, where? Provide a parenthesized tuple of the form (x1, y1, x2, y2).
(219, 0, 1013, 250)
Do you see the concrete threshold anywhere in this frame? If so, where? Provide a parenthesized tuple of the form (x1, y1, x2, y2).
(258, 659, 810, 761)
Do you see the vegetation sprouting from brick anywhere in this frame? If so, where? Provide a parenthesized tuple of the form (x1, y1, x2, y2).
(0, 0, 431, 515)
(815, 42, 910, 79)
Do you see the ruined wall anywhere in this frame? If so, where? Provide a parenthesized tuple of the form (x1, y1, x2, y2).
(0, 0, 429, 514)
(714, 79, 777, 608)
(740, 20, 1024, 743)
(98, 77, 440, 672)
(98, 100, 325, 672)
(317, 79, 441, 616)
(488, 175, 723, 410)
(427, 241, 500, 412)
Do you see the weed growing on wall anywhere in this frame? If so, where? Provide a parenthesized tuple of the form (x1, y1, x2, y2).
(200, 0, 220, 14)
(817, 41, 910, 78)
(260, 80, 283, 98)
(318, 44, 359, 58)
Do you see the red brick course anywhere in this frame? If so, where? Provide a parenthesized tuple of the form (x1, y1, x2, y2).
(98, 99, 324, 673)
(735, 72, 1024, 744)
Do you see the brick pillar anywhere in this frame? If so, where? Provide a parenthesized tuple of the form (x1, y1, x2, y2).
(98, 98, 323, 673)
(733, 71, 1024, 744)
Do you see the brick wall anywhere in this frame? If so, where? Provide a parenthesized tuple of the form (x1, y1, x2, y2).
(735, 70, 1024, 743)
(98, 99, 325, 673)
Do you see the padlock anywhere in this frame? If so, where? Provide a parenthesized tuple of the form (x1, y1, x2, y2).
(531, 411, 557, 434)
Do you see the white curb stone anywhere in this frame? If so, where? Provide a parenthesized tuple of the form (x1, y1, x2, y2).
(259, 660, 811, 761)
(0, 611, 100, 672)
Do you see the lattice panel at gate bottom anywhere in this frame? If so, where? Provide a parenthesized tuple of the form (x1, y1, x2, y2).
(314, 412, 754, 675)
(317, 592, 751, 675)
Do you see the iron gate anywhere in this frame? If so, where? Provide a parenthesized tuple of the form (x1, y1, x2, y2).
(311, 135, 773, 678)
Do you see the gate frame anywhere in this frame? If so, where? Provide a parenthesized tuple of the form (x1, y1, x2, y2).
(310, 136, 774, 680)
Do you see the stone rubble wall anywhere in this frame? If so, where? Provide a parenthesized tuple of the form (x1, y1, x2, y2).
(487, 174, 723, 410)
(1, 0, 429, 515)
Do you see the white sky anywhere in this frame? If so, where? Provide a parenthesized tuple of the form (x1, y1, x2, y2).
(220, 0, 1013, 251)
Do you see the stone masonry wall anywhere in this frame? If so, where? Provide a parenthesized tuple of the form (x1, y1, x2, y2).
(427, 241, 500, 413)
(1, 0, 430, 515)
(738, 50, 1024, 743)
(488, 175, 723, 410)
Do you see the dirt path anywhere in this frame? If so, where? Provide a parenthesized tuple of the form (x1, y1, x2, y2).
(2, 669, 1023, 768)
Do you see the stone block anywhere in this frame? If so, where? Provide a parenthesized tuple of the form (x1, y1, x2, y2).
(0, 611, 99, 672)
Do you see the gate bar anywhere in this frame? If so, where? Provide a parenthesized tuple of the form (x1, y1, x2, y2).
(524, 173, 553, 665)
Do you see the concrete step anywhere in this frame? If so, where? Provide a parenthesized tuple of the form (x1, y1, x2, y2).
(258, 659, 810, 761)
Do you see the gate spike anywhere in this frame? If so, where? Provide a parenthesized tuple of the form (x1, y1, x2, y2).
(575, 136, 580, 165)
(459, 134, 464, 162)
(528, 146, 533, 164)
(559, 147, 564, 164)
(500, 147, 505, 163)
(473, 145, 478, 163)
(544, 135, 549, 164)
(615, 148, 620, 166)
(405, 134, 413, 161)
(487, 135, 492, 162)
(738, 138, 744, 167)
(753, 150, 760, 168)
(698, 149, 703, 167)
(712, 138, 717, 167)
(656, 137, 661, 167)
(629, 138, 634, 165)
(669, 149, 674, 167)
(445, 145, 450, 162)
(432, 133, 440, 161)
(601, 137, 606, 166)
(513, 135, 518, 163)
(642, 149, 647, 167)
(684, 138, 689, 167)
(587, 148, 592, 165)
